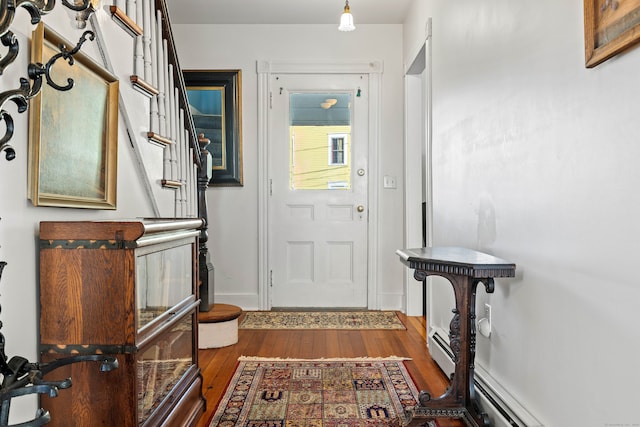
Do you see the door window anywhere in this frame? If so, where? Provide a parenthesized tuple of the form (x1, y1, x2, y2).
(289, 92, 352, 190)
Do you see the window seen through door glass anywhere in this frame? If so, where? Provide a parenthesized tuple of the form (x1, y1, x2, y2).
(289, 93, 351, 190)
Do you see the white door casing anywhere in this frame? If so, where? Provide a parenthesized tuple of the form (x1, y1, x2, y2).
(404, 23, 433, 316)
(257, 60, 382, 310)
(269, 74, 368, 307)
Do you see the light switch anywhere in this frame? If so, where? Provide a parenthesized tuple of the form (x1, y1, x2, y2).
(383, 175, 397, 189)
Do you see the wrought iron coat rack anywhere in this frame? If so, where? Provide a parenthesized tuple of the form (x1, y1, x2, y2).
(0, 0, 94, 161)
(0, 2, 119, 425)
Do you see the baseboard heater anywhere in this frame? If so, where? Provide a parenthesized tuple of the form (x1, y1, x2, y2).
(427, 328, 544, 427)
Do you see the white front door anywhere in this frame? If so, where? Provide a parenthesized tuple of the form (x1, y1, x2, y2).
(269, 73, 369, 307)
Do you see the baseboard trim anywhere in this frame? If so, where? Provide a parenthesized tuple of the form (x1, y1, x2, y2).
(212, 294, 260, 311)
(427, 327, 544, 427)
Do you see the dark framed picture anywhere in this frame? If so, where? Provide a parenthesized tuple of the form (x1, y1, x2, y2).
(184, 70, 243, 186)
(28, 23, 119, 209)
(584, 0, 640, 67)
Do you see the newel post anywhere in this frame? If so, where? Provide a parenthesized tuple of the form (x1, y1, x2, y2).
(198, 134, 215, 311)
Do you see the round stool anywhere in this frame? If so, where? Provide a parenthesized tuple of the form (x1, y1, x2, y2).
(198, 304, 243, 349)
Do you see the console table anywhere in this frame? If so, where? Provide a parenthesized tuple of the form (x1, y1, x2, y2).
(397, 247, 515, 427)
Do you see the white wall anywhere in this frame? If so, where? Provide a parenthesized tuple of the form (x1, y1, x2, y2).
(171, 24, 406, 310)
(404, 1, 640, 426)
(0, 5, 175, 422)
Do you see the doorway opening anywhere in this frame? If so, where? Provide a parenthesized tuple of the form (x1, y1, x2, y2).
(404, 25, 433, 316)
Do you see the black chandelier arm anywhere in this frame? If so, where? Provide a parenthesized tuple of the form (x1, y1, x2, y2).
(0, 1, 16, 37)
(13, 0, 48, 25)
(0, 31, 18, 76)
(3, 1, 91, 33)
(0, 113, 16, 161)
(0, 353, 116, 393)
(0, 265, 59, 427)
(0, 383, 61, 403)
(25, 66, 44, 97)
(37, 354, 119, 375)
(0, 0, 95, 163)
(0, 77, 29, 160)
(0, 347, 115, 425)
(0, 353, 115, 401)
(29, 373, 72, 395)
(41, 0, 55, 13)
(0, 78, 30, 113)
(61, 0, 89, 12)
(0, 0, 61, 38)
(0, 356, 43, 391)
(0, 354, 116, 426)
(0, 388, 54, 427)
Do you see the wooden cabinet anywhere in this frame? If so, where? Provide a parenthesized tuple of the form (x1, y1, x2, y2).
(39, 219, 205, 427)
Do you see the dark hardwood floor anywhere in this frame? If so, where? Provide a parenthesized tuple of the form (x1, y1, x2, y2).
(195, 312, 464, 427)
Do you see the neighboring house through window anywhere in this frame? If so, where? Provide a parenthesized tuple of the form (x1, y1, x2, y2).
(329, 134, 348, 165)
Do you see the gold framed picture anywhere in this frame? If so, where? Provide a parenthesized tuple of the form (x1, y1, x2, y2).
(28, 23, 119, 209)
(584, 0, 640, 67)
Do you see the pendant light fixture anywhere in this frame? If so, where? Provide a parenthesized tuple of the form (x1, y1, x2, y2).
(338, 0, 355, 32)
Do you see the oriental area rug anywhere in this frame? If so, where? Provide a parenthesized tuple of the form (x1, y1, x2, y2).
(208, 357, 436, 427)
(239, 311, 406, 330)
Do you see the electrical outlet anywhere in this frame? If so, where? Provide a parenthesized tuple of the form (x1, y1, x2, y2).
(484, 303, 491, 324)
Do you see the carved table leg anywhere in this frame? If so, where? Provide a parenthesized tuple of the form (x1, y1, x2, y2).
(406, 271, 495, 427)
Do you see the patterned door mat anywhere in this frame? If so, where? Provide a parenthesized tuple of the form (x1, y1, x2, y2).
(239, 311, 406, 330)
(208, 357, 436, 427)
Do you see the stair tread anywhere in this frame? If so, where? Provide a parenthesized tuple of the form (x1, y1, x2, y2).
(198, 303, 243, 323)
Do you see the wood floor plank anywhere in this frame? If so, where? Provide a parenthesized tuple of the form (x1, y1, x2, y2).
(194, 313, 463, 427)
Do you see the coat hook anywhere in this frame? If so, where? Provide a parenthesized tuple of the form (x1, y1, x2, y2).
(0, 0, 95, 163)
(0, 30, 95, 163)
(27, 30, 95, 93)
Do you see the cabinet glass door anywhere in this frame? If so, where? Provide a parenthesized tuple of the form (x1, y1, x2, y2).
(136, 242, 193, 330)
(137, 313, 194, 424)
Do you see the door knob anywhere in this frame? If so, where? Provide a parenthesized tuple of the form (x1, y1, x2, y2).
(357, 169, 365, 176)
(357, 205, 365, 212)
